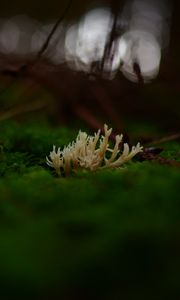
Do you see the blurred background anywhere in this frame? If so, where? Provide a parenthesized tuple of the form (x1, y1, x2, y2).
(0, 0, 179, 134)
(0, 2, 180, 300)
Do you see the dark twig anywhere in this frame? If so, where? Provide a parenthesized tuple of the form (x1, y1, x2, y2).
(0, 0, 73, 77)
(36, 0, 73, 60)
(133, 61, 144, 85)
(0, 0, 73, 100)
(138, 147, 180, 168)
(100, 2, 120, 72)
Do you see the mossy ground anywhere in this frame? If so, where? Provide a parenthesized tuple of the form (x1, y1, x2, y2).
(0, 119, 180, 299)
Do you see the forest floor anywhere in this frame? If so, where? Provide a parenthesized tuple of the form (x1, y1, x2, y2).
(0, 117, 179, 299)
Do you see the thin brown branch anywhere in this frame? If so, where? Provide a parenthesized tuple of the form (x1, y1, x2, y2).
(0, 99, 48, 121)
(148, 133, 180, 145)
(74, 104, 103, 131)
(92, 84, 123, 131)
(74, 104, 122, 143)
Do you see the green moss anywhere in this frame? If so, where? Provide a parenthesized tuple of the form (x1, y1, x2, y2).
(0, 119, 179, 299)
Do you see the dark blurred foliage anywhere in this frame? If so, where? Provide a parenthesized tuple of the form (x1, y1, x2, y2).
(0, 0, 179, 132)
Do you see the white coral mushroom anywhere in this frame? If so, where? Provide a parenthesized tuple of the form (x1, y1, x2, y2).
(46, 145, 63, 176)
(46, 124, 143, 176)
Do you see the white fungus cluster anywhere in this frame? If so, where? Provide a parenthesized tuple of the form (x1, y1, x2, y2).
(46, 124, 143, 176)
